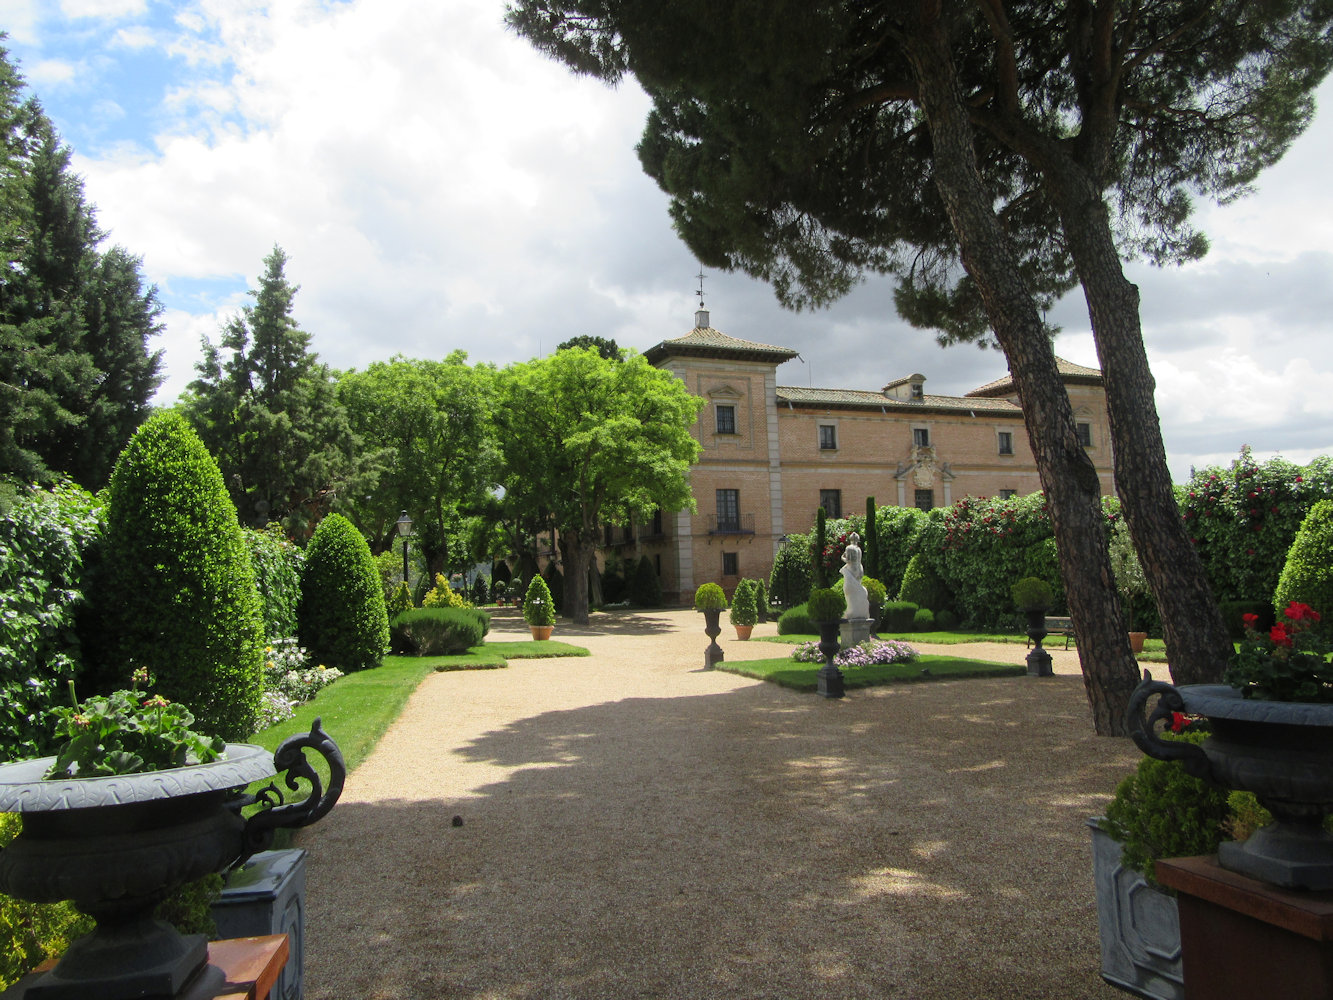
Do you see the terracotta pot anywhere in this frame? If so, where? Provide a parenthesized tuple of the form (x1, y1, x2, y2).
(529, 624, 554, 640)
(734, 624, 753, 640)
(1128, 631, 1147, 654)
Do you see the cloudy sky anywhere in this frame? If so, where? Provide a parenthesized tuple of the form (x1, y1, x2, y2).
(4, 0, 1332, 483)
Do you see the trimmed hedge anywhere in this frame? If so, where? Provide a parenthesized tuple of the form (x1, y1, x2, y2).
(769, 537, 813, 609)
(1273, 498, 1333, 628)
(882, 601, 920, 633)
(777, 603, 815, 635)
(391, 608, 487, 655)
(98, 411, 264, 741)
(629, 554, 662, 607)
(913, 608, 936, 631)
(299, 513, 390, 672)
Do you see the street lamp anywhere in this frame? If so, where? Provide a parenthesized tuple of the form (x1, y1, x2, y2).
(777, 534, 790, 610)
(396, 511, 413, 585)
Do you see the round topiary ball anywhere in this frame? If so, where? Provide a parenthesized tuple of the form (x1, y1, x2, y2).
(299, 513, 390, 672)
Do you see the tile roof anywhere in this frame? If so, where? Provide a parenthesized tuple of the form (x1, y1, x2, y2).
(965, 356, 1103, 397)
(644, 326, 801, 365)
(776, 385, 1021, 415)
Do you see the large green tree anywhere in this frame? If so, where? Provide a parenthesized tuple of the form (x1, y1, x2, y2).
(0, 47, 162, 487)
(494, 347, 702, 625)
(336, 353, 496, 579)
(509, 0, 1333, 732)
(184, 246, 372, 532)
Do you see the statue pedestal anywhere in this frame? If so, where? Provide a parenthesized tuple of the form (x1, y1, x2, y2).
(840, 618, 874, 647)
(1156, 855, 1333, 999)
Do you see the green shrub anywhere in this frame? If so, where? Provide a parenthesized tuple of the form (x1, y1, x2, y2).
(753, 578, 768, 623)
(882, 601, 920, 633)
(730, 579, 758, 627)
(862, 576, 887, 608)
(387, 581, 414, 619)
(913, 608, 936, 631)
(694, 582, 727, 610)
(1101, 732, 1233, 887)
(422, 574, 471, 609)
(390, 607, 486, 655)
(897, 552, 950, 611)
(524, 574, 557, 626)
(807, 586, 846, 623)
(870, 505, 929, 597)
(629, 555, 662, 607)
(244, 524, 304, 642)
(1273, 498, 1333, 630)
(777, 603, 815, 635)
(1010, 576, 1054, 610)
(769, 538, 813, 608)
(299, 513, 390, 673)
(601, 557, 626, 604)
(98, 411, 264, 741)
(0, 481, 103, 759)
(935, 608, 958, 630)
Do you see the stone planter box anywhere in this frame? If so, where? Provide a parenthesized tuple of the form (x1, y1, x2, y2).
(1088, 818, 1183, 1000)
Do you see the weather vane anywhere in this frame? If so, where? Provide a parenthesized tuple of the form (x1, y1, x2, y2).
(696, 265, 706, 309)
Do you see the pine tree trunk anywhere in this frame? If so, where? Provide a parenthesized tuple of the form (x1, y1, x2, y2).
(908, 11, 1139, 734)
(1047, 168, 1232, 685)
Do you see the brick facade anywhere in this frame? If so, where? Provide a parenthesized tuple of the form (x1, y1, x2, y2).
(613, 311, 1115, 604)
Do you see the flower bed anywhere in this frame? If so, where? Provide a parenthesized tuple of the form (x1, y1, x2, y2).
(791, 637, 918, 667)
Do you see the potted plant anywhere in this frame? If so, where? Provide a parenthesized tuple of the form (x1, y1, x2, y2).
(807, 586, 847, 698)
(522, 575, 557, 640)
(1090, 728, 1232, 1000)
(1011, 576, 1055, 677)
(0, 678, 345, 1000)
(1109, 518, 1150, 653)
(1127, 601, 1333, 889)
(730, 579, 758, 639)
(695, 583, 727, 668)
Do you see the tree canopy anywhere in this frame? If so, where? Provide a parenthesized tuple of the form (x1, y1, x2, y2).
(508, 0, 1333, 731)
(0, 45, 162, 487)
(183, 245, 373, 533)
(494, 347, 702, 624)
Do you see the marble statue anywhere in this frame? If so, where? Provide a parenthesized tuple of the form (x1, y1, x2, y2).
(840, 531, 870, 620)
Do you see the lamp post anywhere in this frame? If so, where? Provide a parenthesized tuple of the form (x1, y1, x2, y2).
(396, 511, 412, 585)
(777, 534, 790, 610)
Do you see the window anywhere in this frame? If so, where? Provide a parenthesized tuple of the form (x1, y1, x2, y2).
(1077, 422, 1093, 447)
(914, 489, 934, 511)
(998, 431, 1014, 456)
(715, 404, 736, 435)
(819, 424, 837, 450)
(819, 489, 842, 518)
(910, 382, 924, 400)
(654, 554, 661, 576)
(722, 552, 739, 576)
(913, 427, 931, 448)
(650, 508, 663, 536)
(716, 489, 740, 532)
(999, 489, 1017, 500)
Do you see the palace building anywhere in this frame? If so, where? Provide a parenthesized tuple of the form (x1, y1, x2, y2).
(609, 308, 1114, 604)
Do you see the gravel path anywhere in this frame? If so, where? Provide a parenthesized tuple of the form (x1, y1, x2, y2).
(298, 607, 1139, 999)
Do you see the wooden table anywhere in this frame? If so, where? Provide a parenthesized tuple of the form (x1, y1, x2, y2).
(5, 934, 289, 1000)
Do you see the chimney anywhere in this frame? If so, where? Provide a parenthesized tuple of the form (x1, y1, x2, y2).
(695, 308, 710, 329)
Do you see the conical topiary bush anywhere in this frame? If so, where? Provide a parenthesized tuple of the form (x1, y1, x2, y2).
(299, 513, 390, 672)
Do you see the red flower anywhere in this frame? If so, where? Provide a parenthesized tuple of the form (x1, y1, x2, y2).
(1270, 623, 1293, 647)
(1296, 476, 1304, 483)
(1284, 602, 1320, 623)
(1170, 712, 1188, 733)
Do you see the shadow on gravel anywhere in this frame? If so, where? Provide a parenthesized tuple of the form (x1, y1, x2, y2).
(486, 605, 683, 637)
(300, 674, 1135, 1000)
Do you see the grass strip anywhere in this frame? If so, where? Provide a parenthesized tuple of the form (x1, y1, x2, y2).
(717, 653, 1025, 692)
(484, 640, 590, 659)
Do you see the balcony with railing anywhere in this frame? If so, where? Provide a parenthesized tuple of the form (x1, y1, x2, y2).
(707, 512, 755, 535)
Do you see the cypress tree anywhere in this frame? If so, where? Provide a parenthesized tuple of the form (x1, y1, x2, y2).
(865, 497, 878, 580)
(99, 411, 263, 740)
(815, 506, 828, 588)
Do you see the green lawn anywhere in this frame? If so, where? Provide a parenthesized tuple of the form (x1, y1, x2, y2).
(717, 653, 1025, 691)
(250, 640, 590, 772)
(754, 629, 1170, 661)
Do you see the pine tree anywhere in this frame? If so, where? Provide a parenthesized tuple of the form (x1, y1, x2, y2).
(184, 246, 370, 531)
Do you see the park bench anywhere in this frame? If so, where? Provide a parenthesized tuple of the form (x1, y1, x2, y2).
(1027, 615, 1076, 650)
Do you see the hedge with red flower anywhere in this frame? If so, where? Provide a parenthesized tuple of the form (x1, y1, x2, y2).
(1223, 601, 1333, 702)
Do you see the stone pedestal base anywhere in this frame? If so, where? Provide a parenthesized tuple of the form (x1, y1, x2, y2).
(840, 617, 874, 647)
(1156, 855, 1333, 999)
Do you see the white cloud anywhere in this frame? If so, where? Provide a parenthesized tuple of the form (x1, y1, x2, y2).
(26, 58, 78, 86)
(0, 0, 41, 44)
